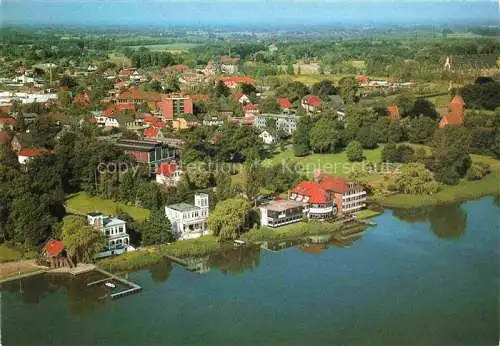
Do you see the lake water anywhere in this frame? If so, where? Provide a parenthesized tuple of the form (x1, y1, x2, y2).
(2, 197, 499, 346)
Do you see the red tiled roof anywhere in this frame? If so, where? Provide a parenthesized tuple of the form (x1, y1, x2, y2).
(278, 98, 292, 109)
(243, 103, 259, 112)
(118, 89, 162, 103)
(303, 95, 322, 107)
(356, 75, 369, 84)
(144, 127, 160, 139)
(44, 239, 65, 256)
(316, 173, 349, 194)
(102, 107, 115, 117)
(116, 103, 135, 112)
(440, 95, 465, 128)
(387, 104, 400, 119)
(450, 95, 465, 107)
(173, 64, 189, 72)
(74, 93, 90, 106)
(0, 117, 16, 124)
(0, 106, 9, 114)
(222, 76, 256, 85)
(291, 181, 329, 204)
(19, 148, 48, 157)
(157, 162, 178, 176)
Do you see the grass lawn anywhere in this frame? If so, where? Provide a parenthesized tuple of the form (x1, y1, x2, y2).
(375, 154, 500, 208)
(65, 192, 150, 221)
(262, 147, 383, 178)
(98, 236, 220, 272)
(354, 209, 383, 219)
(241, 221, 343, 243)
(107, 52, 132, 67)
(0, 244, 22, 263)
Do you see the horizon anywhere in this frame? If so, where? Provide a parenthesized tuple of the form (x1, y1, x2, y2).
(1, 0, 499, 27)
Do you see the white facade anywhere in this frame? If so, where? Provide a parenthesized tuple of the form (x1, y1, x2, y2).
(253, 113, 297, 135)
(0, 91, 57, 106)
(87, 213, 131, 258)
(259, 130, 276, 145)
(164, 193, 209, 240)
(156, 169, 183, 186)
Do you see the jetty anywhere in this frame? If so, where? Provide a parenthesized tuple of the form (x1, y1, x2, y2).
(90, 267, 142, 299)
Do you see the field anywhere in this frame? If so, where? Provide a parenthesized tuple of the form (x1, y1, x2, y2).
(107, 52, 132, 67)
(65, 192, 150, 221)
(262, 147, 383, 178)
(0, 244, 22, 263)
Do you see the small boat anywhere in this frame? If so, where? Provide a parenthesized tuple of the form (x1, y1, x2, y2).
(105, 282, 116, 288)
(233, 239, 246, 247)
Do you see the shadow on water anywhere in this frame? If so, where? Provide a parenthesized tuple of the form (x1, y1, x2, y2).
(392, 202, 468, 240)
(1, 272, 108, 315)
(207, 245, 261, 276)
(149, 258, 173, 284)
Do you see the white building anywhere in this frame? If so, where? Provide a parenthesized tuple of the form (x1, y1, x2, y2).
(259, 130, 276, 145)
(253, 113, 297, 135)
(0, 91, 58, 107)
(260, 200, 305, 228)
(165, 193, 209, 240)
(87, 213, 132, 258)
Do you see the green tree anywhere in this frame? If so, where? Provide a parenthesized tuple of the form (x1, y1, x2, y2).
(338, 76, 358, 104)
(119, 171, 137, 203)
(244, 162, 261, 205)
(139, 209, 173, 246)
(312, 80, 337, 100)
(356, 126, 379, 149)
(215, 80, 230, 98)
(346, 141, 364, 162)
(394, 163, 440, 195)
(293, 114, 313, 156)
(428, 126, 472, 185)
(208, 197, 253, 241)
(309, 117, 339, 153)
(259, 97, 280, 113)
(466, 162, 491, 181)
(61, 215, 105, 263)
(215, 168, 233, 202)
(407, 116, 437, 144)
(185, 161, 212, 189)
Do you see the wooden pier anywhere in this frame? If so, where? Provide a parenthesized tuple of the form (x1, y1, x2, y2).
(93, 267, 142, 299)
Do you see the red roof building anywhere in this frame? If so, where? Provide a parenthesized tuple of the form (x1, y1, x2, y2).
(387, 104, 400, 119)
(19, 147, 48, 157)
(44, 239, 66, 257)
(74, 93, 90, 106)
(222, 76, 256, 88)
(155, 162, 182, 186)
(290, 172, 366, 219)
(439, 95, 465, 128)
(157, 95, 193, 120)
(278, 97, 292, 110)
(356, 75, 369, 84)
(0, 117, 16, 131)
(191, 94, 209, 102)
(301, 95, 322, 113)
(144, 127, 162, 140)
(117, 89, 163, 104)
(116, 103, 136, 113)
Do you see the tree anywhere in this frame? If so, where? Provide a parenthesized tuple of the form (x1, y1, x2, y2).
(460, 79, 500, 110)
(312, 80, 337, 100)
(215, 169, 233, 202)
(244, 162, 260, 205)
(241, 83, 257, 95)
(382, 142, 399, 162)
(119, 171, 137, 203)
(185, 161, 212, 189)
(393, 93, 415, 117)
(355, 126, 378, 149)
(466, 162, 491, 181)
(208, 197, 253, 241)
(408, 99, 438, 119)
(309, 117, 339, 153)
(215, 80, 230, 98)
(60, 215, 105, 263)
(428, 126, 472, 185)
(346, 141, 364, 162)
(387, 119, 404, 143)
(338, 76, 358, 104)
(394, 163, 440, 195)
(293, 114, 313, 156)
(407, 116, 437, 144)
(259, 97, 280, 113)
(139, 209, 173, 246)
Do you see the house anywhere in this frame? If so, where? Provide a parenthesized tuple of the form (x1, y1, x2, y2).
(221, 57, 240, 74)
(87, 213, 132, 258)
(157, 94, 193, 120)
(156, 162, 183, 186)
(278, 98, 292, 113)
(144, 126, 164, 140)
(301, 95, 322, 113)
(232, 92, 250, 104)
(387, 104, 400, 119)
(253, 113, 297, 135)
(18, 147, 48, 165)
(289, 171, 366, 219)
(115, 139, 177, 174)
(260, 200, 306, 228)
(356, 75, 369, 86)
(222, 76, 256, 89)
(259, 130, 276, 145)
(116, 89, 162, 109)
(0, 117, 15, 130)
(42, 239, 74, 268)
(170, 117, 197, 131)
(203, 115, 224, 127)
(243, 103, 259, 117)
(165, 193, 210, 240)
(439, 95, 465, 128)
(118, 68, 136, 79)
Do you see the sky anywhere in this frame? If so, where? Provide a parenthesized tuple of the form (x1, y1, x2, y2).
(1, 0, 499, 27)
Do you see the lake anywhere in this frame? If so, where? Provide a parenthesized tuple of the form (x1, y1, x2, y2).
(2, 197, 499, 346)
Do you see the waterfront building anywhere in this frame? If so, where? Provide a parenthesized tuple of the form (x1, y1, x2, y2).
(259, 200, 305, 228)
(87, 213, 131, 258)
(165, 193, 210, 240)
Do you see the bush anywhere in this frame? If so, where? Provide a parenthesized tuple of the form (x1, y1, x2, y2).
(466, 162, 491, 181)
(346, 141, 364, 162)
(395, 163, 440, 195)
(293, 143, 309, 157)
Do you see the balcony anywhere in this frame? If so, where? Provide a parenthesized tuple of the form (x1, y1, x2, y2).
(342, 191, 367, 200)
